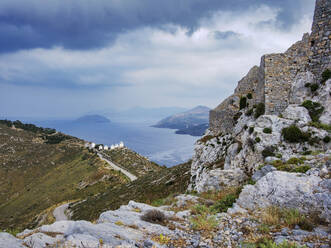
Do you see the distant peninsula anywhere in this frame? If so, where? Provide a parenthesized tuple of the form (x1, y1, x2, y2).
(153, 106, 210, 136)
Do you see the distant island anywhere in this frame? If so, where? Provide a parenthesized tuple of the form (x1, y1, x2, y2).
(152, 106, 210, 136)
(74, 114, 111, 124)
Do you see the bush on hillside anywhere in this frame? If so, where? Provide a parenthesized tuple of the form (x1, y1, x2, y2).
(263, 128, 272, 134)
(247, 93, 253, 99)
(301, 100, 324, 122)
(321, 69, 331, 83)
(245, 108, 253, 116)
(141, 210, 167, 224)
(240, 96, 247, 110)
(262, 146, 276, 158)
(254, 103, 265, 119)
(282, 125, 310, 143)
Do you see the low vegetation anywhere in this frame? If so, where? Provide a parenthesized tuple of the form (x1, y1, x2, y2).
(321, 68, 331, 83)
(261, 206, 316, 231)
(271, 158, 311, 173)
(263, 128, 272, 134)
(301, 100, 324, 122)
(102, 149, 161, 177)
(70, 161, 192, 222)
(243, 239, 308, 248)
(240, 96, 248, 110)
(141, 210, 167, 225)
(262, 146, 276, 158)
(281, 125, 309, 143)
(0, 124, 128, 230)
(254, 103, 265, 119)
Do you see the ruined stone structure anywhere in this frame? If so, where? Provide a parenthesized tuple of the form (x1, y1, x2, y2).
(209, 0, 330, 134)
(309, 0, 331, 79)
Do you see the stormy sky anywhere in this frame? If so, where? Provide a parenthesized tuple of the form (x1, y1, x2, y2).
(0, 0, 315, 119)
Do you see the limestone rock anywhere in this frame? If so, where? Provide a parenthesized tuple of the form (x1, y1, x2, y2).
(251, 165, 277, 182)
(289, 71, 314, 104)
(194, 168, 247, 192)
(234, 171, 331, 223)
(283, 105, 311, 126)
(0, 233, 25, 248)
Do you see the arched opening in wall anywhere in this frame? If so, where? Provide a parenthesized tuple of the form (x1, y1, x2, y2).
(311, 40, 315, 47)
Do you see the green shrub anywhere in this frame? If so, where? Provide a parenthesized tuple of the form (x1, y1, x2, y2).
(309, 83, 319, 92)
(243, 238, 307, 248)
(233, 112, 242, 122)
(190, 214, 218, 231)
(262, 146, 276, 158)
(246, 108, 254, 116)
(281, 125, 309, 143)
(255, 137, 261, 143)
(292, 165, 311, 173)
(211, 188, 242, 213)
(304, 83, 311, 88)
(254, 103, 265, 119)
(263, 128, 272, 134)
(321, 69, 331, 83)
(249, 127, 254, 134)
(323, 136, 330, 143)
(301, 100, 324, 122)
(240, 96, 247, 110)
(286, 157, 304, 165)
(309, 121, 331, 132)
(247, 93, 253, 99)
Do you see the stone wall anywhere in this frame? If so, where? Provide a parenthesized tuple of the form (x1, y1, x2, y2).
(309, 0, 331, 79)
(264, 34, 310, 115)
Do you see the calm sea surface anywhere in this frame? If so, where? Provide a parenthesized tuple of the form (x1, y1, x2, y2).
(35, 120, 198, 167)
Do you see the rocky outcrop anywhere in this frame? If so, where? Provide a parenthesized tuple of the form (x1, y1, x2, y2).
(233, 171, 331, 223)
(190, 0, 331, 193)
(209, 0, 330, 134)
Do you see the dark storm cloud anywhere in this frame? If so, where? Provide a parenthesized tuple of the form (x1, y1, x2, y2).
(0, 0, 314, 53)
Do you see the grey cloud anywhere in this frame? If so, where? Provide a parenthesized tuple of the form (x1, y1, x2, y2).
(0, 0, 315, 53)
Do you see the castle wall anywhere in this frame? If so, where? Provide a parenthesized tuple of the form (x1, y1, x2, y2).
(309, 0, 331, 78)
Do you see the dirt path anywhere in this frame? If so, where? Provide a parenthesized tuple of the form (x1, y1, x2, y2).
(97, 153, 137, 181)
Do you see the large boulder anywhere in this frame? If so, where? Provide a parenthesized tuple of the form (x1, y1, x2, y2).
(0, 233, 25, 248)
(234, 171, 331, 223)
(283, 105, 311, 126)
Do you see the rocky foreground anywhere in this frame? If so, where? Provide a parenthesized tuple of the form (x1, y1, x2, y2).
(0, 152, 330, 247)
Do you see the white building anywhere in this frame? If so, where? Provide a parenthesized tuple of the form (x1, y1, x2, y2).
(91, 143, 96, 148)
(104, 145, 109, 150)
(119, 141, 124, 148)
(110, 145, 115, 150)
(98, 145, 103, 150)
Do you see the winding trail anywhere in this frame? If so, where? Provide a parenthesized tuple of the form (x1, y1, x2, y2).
(97, 153, 137, 181)
(53, 203, 69, 221)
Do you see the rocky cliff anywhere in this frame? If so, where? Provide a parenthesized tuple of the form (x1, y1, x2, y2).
(190, 0, 331, 193)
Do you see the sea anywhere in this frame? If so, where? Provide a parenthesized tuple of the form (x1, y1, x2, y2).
(34, 120, 198, 167)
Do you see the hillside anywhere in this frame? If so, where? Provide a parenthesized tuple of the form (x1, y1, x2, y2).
(102, 148, 161, 177)
(69, 161, 191, 221)
(0, 120, 155, 231)
(153, 106, 210, 136)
